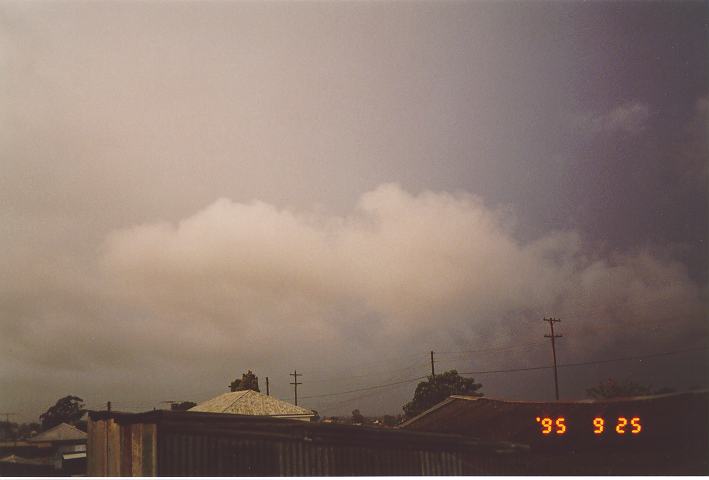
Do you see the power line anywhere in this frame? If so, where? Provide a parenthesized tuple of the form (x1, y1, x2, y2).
(302, 344, 708, 401)
(460, 345, 709, 375)
(314, 381, 414, 412)
(301, 376, 427, 400)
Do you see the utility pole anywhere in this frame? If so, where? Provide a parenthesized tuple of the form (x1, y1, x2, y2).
(430, 351, 436, 377)
(0, 412, 16, 425)
(0, 413, 17, 445)
(289, 371, 302, 406)
(105, 402, 111, 476)
(266, 377, 270, 396)
(543, 317, 562, 400)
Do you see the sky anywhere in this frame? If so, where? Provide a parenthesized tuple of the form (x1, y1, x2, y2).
(1, 0, 707, 422)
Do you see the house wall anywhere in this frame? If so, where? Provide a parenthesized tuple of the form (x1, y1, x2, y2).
(87, 411, 525, 476)
(155, 430, 463, 476)
(88, 418, 156, 476)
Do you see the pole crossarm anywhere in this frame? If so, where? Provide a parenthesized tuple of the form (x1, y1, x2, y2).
(289, 370, 302, 406)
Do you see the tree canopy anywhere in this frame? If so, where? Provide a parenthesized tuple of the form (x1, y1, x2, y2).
(229, 370, 260, 392)
(170, 401, 197, 411)
(586, 378, 674, 399)
(39, 395, 86, 430)
(351, 409, 365, 425)
(403, 370, 482, 419)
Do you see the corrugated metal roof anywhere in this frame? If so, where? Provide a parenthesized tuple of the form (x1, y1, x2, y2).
(189, 389, 314, 417)
(87, 409, 529, 476)
(28, 422, 87, 443)
(399, 390, 709, 452)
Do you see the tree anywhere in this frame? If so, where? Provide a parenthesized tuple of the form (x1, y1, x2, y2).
(17, 422, 40, 440)
(0, 421, 41, 440)
(40, 395, 86, 430)
(351, 409, 365, 425)
(229, 370, 260, 392)
(381, 414, 403, 427)
(402, 370, 482, 419)
(170, 401, 197, 411)
(586, 378, 673, 399)
(0, 420, 17, 441)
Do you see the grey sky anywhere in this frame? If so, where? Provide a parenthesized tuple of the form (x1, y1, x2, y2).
(1, 0, 707, 421)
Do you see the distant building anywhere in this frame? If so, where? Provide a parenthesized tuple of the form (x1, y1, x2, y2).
(27, 422, 87, 475)
(189, 389, 316, 421)
(0, 422, 87, 476)
(399, 390, 709, 475)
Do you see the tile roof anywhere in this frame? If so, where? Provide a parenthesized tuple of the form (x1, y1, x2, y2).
(27, 423, 87, 443)
(189, 389, 314, 417)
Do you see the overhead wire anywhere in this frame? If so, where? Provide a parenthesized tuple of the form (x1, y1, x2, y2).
(460, 345, 709, 375)
(302, 344, 708, 401)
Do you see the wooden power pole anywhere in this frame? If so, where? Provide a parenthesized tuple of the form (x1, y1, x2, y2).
(289, 371, 302, 405)
(430, 351, 436, 377)
(266, 377, 270, 396)
(0, 413, 17, 444)
(543, 317, 562, 400)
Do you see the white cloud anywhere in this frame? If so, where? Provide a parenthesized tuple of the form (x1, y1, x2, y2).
(103, 183, 705, 362)
(1, 184, 705, 418)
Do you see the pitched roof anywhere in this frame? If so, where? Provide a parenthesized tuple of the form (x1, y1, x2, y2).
(189, 390, 314, 417)
(399, 390, 709, 451)
(27, 422, 87, 443)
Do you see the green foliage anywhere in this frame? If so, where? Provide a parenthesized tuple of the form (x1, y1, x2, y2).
(586, 378, 673, 399)
(170, 401, 197, 411)
(403, 370, 482, 419)
(230, 370, 260, 392)
(39, 395, 86, 430)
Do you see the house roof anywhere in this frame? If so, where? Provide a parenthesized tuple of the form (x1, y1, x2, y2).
(189, 390, 314, 417)
(399, 390, 709, 451)
(27, 422, 87, 443)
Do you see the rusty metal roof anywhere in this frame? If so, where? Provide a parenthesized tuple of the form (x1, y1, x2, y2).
(189, 389, 314, 417)
(88, 408, 527, 455)
(400, 390, 709, 452)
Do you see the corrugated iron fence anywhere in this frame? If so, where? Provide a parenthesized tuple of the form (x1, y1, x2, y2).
(88, 410, 526, 476)
(157, 433, 462, 476)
